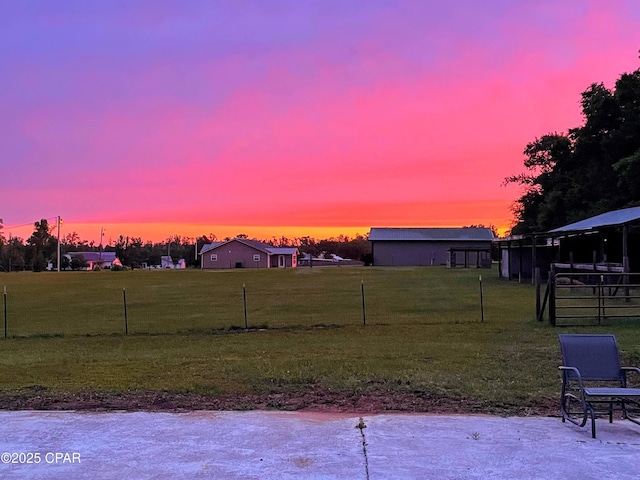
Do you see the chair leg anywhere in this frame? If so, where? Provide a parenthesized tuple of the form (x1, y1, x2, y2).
(622, 399, 640, 426)
(588, 404, 597, 438)
(561, 393, 595, 435)
(609, 402, 614, 423)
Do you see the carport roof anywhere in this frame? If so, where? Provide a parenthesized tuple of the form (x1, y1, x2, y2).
(549, 206, 640, 234)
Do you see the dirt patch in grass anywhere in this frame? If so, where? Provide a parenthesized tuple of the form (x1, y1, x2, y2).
(0, 386, 558, 417)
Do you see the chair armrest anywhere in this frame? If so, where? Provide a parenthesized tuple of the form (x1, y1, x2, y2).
(622, 367, 640, 387)
(559, 365, 582, 375)
(559, 366, 586, 390)
(622, 367, 640, 374)
(559, 365, 583, 380)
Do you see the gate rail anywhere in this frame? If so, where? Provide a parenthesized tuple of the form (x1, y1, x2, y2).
(548, 271, 640, 326)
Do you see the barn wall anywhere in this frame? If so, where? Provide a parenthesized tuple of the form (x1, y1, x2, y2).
(372, 241, 491, 266)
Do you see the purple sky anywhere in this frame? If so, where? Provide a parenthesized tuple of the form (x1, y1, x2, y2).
(2, 0, 640, 242)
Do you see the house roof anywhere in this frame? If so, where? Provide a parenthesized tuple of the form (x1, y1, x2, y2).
(200, 242, 224, 254)
(200, 239, 297, 255)
(66, 251, 118, 262)
(549, 206, 640, 234)
(238, 239, 273, 253)
(368, 227, 495, 242)
(266, 247, 298, 255)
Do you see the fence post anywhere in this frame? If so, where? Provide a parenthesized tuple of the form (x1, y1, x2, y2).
(598, 275, 604, 326)
(537, 278, 551, 323)
(623, 256, 630, 303)
(3, 286, 7, 339)
(549, 266, 556, 326)
(479, 275, 484, 323)
(123, 287, 128, 335)
(535, 268, 541, 321)
(361, 280, 366, 326)
(243, 284, 248, 329)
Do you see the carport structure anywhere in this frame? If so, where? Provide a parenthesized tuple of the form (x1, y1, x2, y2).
(496, 206, 640, 283)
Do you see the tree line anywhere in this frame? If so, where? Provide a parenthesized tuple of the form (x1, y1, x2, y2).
(0, 219, 372, 271)
(506, 57, 640, 234)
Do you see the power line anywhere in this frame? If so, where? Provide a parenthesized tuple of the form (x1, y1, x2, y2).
(3, 216, 59, 230)
(3, 221, 37, 230)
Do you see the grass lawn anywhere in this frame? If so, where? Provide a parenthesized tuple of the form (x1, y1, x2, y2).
(1, 266, 640, 412)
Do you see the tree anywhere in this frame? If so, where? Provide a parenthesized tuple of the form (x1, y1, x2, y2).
(464, 224, 499, 238)
(26, 219, 56, 271)
(0, 237, 26, 271)
(70, 254, 88, 271)
(60, 255, 70, 270)
(62, 231, 82, 250)
(295, 234, 371, 262)
(611, 70, 640, 200)
(506, 64, 640, 234)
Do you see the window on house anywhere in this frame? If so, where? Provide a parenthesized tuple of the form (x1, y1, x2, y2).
(210, 254, 217, 261)
(253, 254, 260, 262)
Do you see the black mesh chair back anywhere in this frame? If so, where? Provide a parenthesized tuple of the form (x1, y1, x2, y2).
(559, 334, 622, 382)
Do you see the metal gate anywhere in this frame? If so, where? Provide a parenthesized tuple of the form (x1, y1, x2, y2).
(549, 272, 640, 326)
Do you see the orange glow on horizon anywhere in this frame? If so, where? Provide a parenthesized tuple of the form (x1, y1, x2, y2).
(5, 217, 513, 246)
(4, 199, 515, 244)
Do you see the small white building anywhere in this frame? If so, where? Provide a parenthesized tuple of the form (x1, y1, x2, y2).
(161, 256, 186, 269)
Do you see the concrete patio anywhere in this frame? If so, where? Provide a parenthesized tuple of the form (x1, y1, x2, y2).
(1, 410, 639, 479)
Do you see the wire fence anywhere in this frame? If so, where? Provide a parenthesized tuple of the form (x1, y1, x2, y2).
(1, 269, 516, 338)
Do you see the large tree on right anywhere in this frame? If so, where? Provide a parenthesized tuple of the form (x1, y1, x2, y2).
(506, 63, 640, 235)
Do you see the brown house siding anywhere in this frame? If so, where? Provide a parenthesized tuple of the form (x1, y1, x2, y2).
(268, 254, 297, 268)
(201, 239, 297, 269)
(201, 240, 269, 269)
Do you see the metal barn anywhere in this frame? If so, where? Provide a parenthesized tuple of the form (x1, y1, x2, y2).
(369, 227, 494, 267)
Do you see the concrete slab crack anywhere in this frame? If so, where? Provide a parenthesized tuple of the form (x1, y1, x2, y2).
(356, 417, 370, 480)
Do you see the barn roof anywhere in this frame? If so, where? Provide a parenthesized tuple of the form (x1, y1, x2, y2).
(549, 206, 640, 234)
(368, 227, 494, 242)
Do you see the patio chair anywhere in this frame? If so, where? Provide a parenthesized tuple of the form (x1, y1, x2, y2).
(559, 334, 640, 438)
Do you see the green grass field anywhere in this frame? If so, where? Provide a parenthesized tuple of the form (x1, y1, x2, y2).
(1, 266, 640, 410)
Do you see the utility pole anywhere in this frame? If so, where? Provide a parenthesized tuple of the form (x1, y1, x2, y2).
(57, 216, 62, 272)
(99, 227, 104, 262)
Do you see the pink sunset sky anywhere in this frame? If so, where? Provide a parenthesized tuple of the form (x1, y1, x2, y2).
(2, 0, 640, 243)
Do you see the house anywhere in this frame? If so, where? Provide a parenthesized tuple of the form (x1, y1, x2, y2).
(200, 238, 298, 269)
(65, 251, 123, 270)
(161, 256, 186, 269)
(369, 227, 494, 267)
